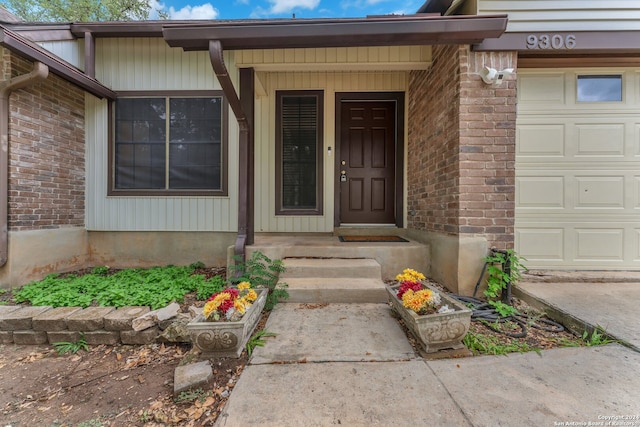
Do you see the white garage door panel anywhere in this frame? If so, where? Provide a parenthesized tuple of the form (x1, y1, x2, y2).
(518, 74, 565, 104)
(575, 176, 625, 208)
(517, 177, 564, 208)
(576, 124, 625, 156)
(517, 222, 640, 267)
(516, 68, 640, 269)
(516, 229, 564, 261)
(575, 229, 624, 260)
(517, 124, 565, 156)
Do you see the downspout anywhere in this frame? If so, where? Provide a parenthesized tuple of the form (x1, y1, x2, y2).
(0, 61, 49, 267)
(208, 40, 252, 261)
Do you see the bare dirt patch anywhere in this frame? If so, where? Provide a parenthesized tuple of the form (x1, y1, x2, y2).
(0, 322, 261, 427)
(1, 342, 185, 426)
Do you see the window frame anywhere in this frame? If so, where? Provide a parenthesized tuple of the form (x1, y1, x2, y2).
(576, 74, 623, 103)
(275, 90, 324, 216)
(108, 90, 228, 197)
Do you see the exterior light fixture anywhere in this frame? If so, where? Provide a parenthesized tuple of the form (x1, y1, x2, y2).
(480, 66, 515, 85)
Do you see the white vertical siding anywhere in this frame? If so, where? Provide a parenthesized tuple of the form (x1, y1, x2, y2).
(479, 0, 640, 32)
(254, 71, 408, 233)
(85, 38, 237, 231)
(236, 46, 431, 70)
(95, 38, 221, 90)
(37, 40, 83, 69)
(87, 39, 409, 233)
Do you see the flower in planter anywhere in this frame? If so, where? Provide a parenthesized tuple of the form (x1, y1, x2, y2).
(394, 269, 454, 315)
(395, 268, 425, 283)
(203, 281, 258, 322)
(401, 288, 442, 315)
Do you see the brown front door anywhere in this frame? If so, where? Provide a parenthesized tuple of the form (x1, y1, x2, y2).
(339, 100, 396, 224)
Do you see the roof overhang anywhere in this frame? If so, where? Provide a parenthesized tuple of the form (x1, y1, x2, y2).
(0, 26, 116, 100)
(160, 14, 507, 51)
(71, 21, 177, 38)
(474, 31, 640, 55)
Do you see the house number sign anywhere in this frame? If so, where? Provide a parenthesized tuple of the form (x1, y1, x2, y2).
(526, 34, 577, 50)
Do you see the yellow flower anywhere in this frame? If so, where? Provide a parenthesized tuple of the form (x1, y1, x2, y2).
(401, 289, 433, 313)
(238, 281, 251, 291)
(234, 298, 248, 314)
(246, 289, 258, 302)
(395, 268, 426, 283)
(203, 300, 217, 318)
(213, 293, 229, 306)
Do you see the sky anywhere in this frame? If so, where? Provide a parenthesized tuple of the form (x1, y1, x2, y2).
(149, 0, 426, 21)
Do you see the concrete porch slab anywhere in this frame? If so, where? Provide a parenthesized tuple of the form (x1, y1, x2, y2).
(250, 303, 415, 364)
(215, 361, 471, 427)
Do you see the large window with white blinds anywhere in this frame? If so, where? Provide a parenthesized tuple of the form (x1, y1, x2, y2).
(275, 91, 324, 215)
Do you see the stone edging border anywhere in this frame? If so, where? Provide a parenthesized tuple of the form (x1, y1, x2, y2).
(0, 305, 173, 346)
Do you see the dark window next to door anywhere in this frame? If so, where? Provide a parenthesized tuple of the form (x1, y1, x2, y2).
(111, 92, 228, 196)
(276, 90, 324, 215)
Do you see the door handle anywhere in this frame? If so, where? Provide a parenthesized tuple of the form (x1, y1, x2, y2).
(340, 170, 347, 182)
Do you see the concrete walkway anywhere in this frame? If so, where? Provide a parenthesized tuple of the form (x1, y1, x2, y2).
(516, 281, 640, 351)
(216, 295, 640, 426)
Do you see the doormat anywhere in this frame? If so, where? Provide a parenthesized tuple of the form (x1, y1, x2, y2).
(338, 235, 409, 243)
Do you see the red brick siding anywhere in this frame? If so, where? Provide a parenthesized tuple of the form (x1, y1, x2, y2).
(1, 48, 10, 80)
(407, 46, 517, 249)
(7, 54, 85, 231)
(459, 49, 517, 249)
(407, 45, 462, 236)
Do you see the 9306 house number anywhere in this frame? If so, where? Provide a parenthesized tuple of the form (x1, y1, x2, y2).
(526, 34, 576, 50)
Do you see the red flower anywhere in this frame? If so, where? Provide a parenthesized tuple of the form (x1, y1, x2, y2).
(220, 298, 235, 313)
(208, 289, 239, 312)
(397, 281, 422, 299)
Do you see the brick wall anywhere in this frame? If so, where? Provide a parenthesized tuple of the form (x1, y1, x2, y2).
(407, 46, 517, 249)
(7, 54, 85, 231)
(407, 44, 462, 236)
(1, 47, 10, 80)
(459, 49, 517, 249)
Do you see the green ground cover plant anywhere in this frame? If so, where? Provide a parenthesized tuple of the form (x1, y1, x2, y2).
(246, 329, 277, 356)
(12, 263, 224, 309)
(229, 251, 289, 310)
(174, 388, 212, 404)
(463, 330, 541, 356)
(555, 325, 617, 347)
(52, 333, 89, 355)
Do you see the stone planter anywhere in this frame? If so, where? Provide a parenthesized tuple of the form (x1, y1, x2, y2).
(187, 288, 267, 358)
(386, 283, 471, 353)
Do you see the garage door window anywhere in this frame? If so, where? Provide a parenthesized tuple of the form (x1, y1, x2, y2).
(577, 75, 622, 102)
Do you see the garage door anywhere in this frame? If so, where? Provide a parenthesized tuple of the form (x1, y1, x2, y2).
(516, 69, 640, 270)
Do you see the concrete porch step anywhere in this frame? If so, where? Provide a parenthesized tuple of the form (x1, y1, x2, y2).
(247, 233, 430, 281)
(282, 278, 388, 304)
(280, 258, 382, 279)
(279, 257, 388, 303)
